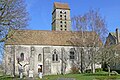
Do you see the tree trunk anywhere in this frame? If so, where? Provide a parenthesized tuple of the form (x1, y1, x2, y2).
(107, 65, 110, 76)
(12, 46, 15, 77)
(91, 51, 95, 73)
(91, 63, 95, 73)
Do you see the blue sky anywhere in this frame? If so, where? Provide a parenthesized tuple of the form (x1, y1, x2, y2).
(25, 0, 120, 33)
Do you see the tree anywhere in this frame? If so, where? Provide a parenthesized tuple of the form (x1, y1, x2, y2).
(61, 47, 68, 75)
(71, 9, 108, 73)
(0, 0, 28, 77)
(101, 44, 120, 76)
(0, 0, 28, 42)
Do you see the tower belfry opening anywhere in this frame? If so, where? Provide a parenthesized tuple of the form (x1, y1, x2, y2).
(52, 2, 71, 31)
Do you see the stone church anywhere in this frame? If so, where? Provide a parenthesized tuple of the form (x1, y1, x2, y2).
(4, 2, 101, 76)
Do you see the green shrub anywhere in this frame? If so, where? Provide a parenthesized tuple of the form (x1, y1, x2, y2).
(103, 68, 108, 71)
(86, 69, 92, 73)
(86, 68, 103, 73)
(95, 68, 103, 72)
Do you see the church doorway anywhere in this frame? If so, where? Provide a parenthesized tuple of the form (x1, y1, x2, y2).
(38, 65, 42, 78)
(38, 65, 42, 73)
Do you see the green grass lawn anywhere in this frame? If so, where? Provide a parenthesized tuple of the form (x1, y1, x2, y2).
(1, 71, 120, 80)
(42, 71, 120, 80)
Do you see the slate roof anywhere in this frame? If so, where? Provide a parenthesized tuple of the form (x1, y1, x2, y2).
(5, 30, 102, 46)
(54, 2, 70, 10)
(110, 32, 120, 40)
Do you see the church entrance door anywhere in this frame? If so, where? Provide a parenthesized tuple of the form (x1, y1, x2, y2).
(38, 65, 42, 73)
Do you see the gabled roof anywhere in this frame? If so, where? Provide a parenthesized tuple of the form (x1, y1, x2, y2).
(54, 2, 70, 10)
(110, 32, 120, 40)
(5, 30, 102, 46)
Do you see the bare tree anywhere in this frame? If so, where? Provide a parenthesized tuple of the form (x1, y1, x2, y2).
(0, 0, 28, 77)
(101, 44, 120, 76)
(0, 0, 29, 42)
(71, 9, 108, 73)
(61, 47, 68, 75)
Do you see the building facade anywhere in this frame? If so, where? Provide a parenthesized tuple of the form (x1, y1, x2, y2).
(105, 28, 120, 70)
(4, 2, 101, 76)
(105, 28, 120, 46)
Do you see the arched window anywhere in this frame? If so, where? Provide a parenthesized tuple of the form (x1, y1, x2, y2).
(52, 54, 55, 61)
(38, 54, 42, 62)
(56, 54, 58, 61)
(20, 53, 24, 61)
(60, 11, 62, 13)
(60, 21, 62, 23)
(70, 48, 75, 60)
(52, 49, 58, 62)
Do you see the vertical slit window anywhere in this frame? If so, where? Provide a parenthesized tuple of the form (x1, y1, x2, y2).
(38, 54, 42, 62)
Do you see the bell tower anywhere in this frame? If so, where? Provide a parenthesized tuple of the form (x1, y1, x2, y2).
(52, 2, 71, 31)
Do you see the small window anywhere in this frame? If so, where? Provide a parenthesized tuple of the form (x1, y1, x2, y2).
(20, 53, 24, 61)
(65, 25, 66, 27)
(65, 15, 66, 17)
(60, 15, 62, 17)
(70, 48, 75, 60)
(65, 29, 67, 31)
(60, 21, 62, 23)
(52, 49, 58, 62)
(61, 25, 62, 27)
(65, 21, 66, 24)
(31, 47, 34, 51)
(38, 54, 42, 62)
(64, 12, 66, 14)
(70, 51, 75, 59)
(60, 11, 62, 13)
(61, 29, 62, 31)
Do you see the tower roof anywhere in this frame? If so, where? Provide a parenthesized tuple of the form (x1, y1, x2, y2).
(54, 2, 70, 10)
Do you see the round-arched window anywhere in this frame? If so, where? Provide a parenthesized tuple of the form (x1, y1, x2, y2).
(38, 54, 42, 62)
(20, 53, 24, 61)
(52, 49, 58, 62)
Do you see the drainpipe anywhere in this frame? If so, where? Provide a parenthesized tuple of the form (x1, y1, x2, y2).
(116, 28, 119, 44)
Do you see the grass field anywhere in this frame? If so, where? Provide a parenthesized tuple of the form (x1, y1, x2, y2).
(0, 71, 120, 80)
(42, 71, 120, 80)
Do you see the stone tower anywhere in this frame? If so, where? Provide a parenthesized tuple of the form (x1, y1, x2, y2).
(52, 2, 71, 31)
